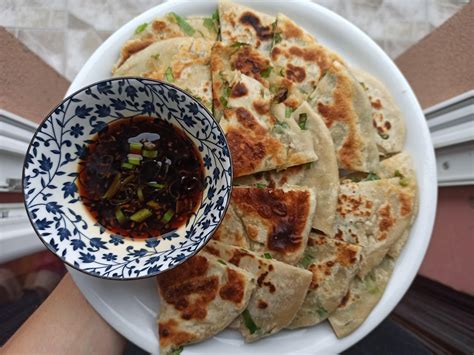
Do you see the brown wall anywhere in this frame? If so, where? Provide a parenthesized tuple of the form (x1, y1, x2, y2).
(396, 1, 474, 109)
(396, 4, 474, 294)
(0, 28, 70, 123)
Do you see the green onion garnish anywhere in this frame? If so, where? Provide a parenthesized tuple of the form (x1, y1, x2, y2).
(152, 53, 160, 61)
(218, 259, 227, 265)
(219, 96, 228, 108)
(365, 173, 380, 181)
(169, 12, 195, 36)
(165, 67, 174, 82)
(299, 253, 314, 268)
(203, 17, 216, 33)
(146, 200, 161, 209)
(148, 182, 165, 189)
(298, 113, 308, 130)
(399, 178, 409, 187)
(225, 86, 232, 97)
(260, 66, 273, 78)
(142, 150, 158, 158)
(115, 208, 127, 224)
(170, 346, 183, 355)
(394, 170, 404, 178)
(129, 142, 143, 154)
(135, 23, 148, 34)
(305, 162, 313, 170)
(256, 183, 267, 189)
(102, 173, 122, 200)
(230, 42, 247, 48)
(127, 154, 142, 166)
(316, 307, 328, 319)
(273, 32, 282, 45)
(379, 132, 389, 140)
(263, 253, 272, 259)
(130, 208, 153, 223)
(137, 187, 144, 202)
(161, 209, 175, 223)
(285, 106, 293, 118)
(242, 309, 259, 334)
(121, 162, 134, 170)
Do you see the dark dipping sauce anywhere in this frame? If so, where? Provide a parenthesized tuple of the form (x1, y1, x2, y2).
(78, 116, 204, 239)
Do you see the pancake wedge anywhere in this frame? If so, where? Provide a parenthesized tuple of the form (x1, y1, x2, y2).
(204, 240, 312, 342)
(230, 186, 316, 264)
(220, 72, 317, 177)
(377, 152, 418, 258)
(352, 68, 406, 155)
(335, 178, 416, 277)
(113, 37, 214, 109)
(289, 233, 362, 328)
(219, 0, 275, 53)
(328, 256, 395, 338)
(309, 61, 379, 172)
(157, 253, 256, 355)
(271, 13, 344, 96)
(235, 102, 339, 236)
(113, 14, 218, 70)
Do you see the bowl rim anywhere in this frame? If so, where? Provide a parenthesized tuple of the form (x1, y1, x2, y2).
(22, 76, 234, 281)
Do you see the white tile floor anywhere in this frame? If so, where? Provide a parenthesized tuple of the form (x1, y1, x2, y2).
(1, 0, 468, 81)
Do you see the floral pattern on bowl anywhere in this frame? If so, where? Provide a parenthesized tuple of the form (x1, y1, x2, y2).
(23, 77, 232, 280)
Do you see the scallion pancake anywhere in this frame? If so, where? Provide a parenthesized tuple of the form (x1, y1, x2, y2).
(113, 37, 214, 110)
(230, 186, 316, 264)
(309, 61, 379, 172)
(328, 256, 395, 338)
(289, 233, 362, 328)
(114, 14, 218, 70)
(204, 240, 312, 342)
(352, 68, 406, 155)
(335, 178, 416, 277)
(157, 252, 256, 355)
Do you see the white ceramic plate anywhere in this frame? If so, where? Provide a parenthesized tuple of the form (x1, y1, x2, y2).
(67, 1, 437, 353)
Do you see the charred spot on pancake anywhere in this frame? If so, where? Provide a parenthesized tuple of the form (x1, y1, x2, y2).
(229, 249, 252, 266)
(258, 300, 268, 309)
(257, 271, 269, 287)
(378, 204, 394, 232)
(274, 87, 288, 103)
(285, 64, 306, 83)
(398, 192, 413, 217)
(239, 11, 273, 42)
(232, 46, 270, 79)
(157, 255, 219, 320)
(253, 100, 270, 115)
(226, 130, 266, 177)
(219, 269, 246, 304)
(268, 220, 302, 253)
(339, 290, 351, 308)
(371, 98, 383, 110)
(204, 245, 220, 257)
(235, 108, 265, 133)
(308, 264, 319, 289)
(232, 188, 311, 255)
(336, 245, 360, 266)
(159, 319, 195, 348)
(152, 20, 167, 31)
(230, 82, 249, 98)
(271, 46, 283, 61)
(280, 19, 304, 39)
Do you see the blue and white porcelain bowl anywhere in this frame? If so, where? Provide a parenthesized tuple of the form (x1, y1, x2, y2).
(23, 77, 232, 280)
